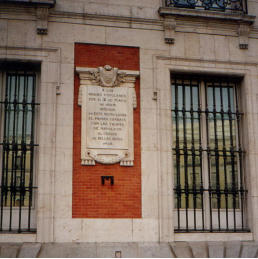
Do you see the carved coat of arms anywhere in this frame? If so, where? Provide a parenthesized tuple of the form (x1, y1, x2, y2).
(99, 65, 118, 87)
(90, 65, 126, 87)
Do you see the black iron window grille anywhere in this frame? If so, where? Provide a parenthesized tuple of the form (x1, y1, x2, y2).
(0, 71, 38, 233)
(165, 0, 248, 14)
(171, 75, 248, 232)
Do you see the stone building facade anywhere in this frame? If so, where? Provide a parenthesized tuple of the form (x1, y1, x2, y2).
(0, 0, 258, 256)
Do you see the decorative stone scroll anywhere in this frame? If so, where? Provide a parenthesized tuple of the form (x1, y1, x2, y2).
(238, 23, 250, 49)
(163, 18, 176, 44)
(36, 7, 49, 35)
(76, 65, 139, 166)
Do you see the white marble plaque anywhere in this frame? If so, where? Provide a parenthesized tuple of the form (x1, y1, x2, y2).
(76, 65, 139, 166)
(86, 86, 128, 150)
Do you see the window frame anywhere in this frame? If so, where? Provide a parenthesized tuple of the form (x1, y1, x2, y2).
(0, 67, 39, 233)
(171, 74, 248, 233)
(153, 56, 255, 242)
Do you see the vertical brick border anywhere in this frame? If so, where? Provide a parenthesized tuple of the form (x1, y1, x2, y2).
(72, 44, 141, 218)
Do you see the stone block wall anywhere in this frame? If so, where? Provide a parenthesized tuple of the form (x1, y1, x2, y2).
(1, 0, 258, 244)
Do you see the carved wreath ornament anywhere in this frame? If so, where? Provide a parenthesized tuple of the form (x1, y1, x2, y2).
(89, 65, 127, 87)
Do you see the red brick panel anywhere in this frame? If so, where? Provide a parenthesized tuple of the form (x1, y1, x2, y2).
(73, 43, 141, 218)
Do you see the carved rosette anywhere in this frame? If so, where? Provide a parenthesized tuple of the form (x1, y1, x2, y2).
(76, 65, 139, 166)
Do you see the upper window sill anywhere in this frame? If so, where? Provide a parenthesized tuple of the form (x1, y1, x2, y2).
(0, 0, 55, 8)
(159, 6, 255, 24)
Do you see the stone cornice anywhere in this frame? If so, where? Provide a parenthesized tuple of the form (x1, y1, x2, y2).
(2, 5, 258, 39)
(0, 6, 256, 27)
(155, 54, 258, 66)
(0, 5, 256, 25)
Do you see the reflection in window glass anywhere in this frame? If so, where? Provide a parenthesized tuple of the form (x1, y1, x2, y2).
(1, 73, 36, 209)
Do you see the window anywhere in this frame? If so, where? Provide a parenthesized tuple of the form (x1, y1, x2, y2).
(164, 0, 247, 13)
(0, 69, 38, 233)
(171, 74, 248, 232)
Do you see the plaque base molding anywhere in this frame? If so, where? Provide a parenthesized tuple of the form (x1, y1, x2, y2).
(82, 150, 129, 166)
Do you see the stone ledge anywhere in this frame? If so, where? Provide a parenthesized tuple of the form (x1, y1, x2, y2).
(0, 241, 257, 257)
(0, 0, 55, 7)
